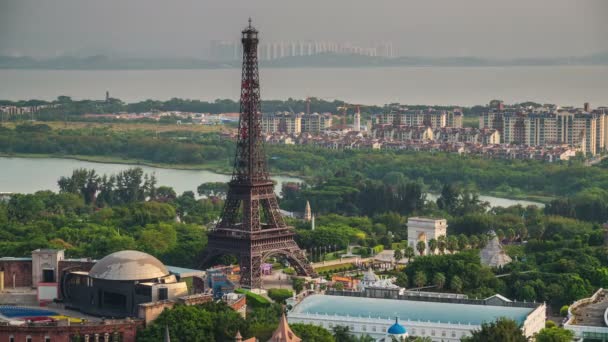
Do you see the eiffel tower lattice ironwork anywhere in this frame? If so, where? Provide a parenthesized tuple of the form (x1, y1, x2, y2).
(202, 19, 315, 288)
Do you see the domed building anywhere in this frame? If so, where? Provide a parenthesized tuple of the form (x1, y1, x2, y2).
(385, 318, 408, 341)
(63, 250, 188, 317)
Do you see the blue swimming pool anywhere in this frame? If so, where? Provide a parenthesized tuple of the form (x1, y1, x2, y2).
(0, 306, 58, 318)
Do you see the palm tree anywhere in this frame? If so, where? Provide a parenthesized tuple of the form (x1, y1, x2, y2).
(427, 238, 437, 255)
(518, 226, 528, 241)
(433, 272, 446, 290)
(506, 228, 516, 243)
(478, 234, 489, 249)
(450, 275, 463, 292)
(469, 235, 480, 248)
(414, 271, 427, 288)
(496, 229, 505, 242)
(416, 240, 426, 256)
(404, 246, 415, 262)
(447, 236, 459, 254)
(437, 236, 446, 254)
(393, 249, 403, 263)
(458, 234, 469, 250)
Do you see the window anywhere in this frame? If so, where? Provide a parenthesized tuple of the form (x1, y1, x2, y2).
(431, 330, 435, 336)
(9, 336, 14, 342)
(42, 269, 55, 282)
(45, 337, 51, 342)
(158, 287, 168, 300)
(26, 337, 32, 342)
(442, 331, 446, 337)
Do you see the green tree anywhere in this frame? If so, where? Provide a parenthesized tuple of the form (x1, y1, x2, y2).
(332, 325, 352, 342)
(404, 246, 415, 262)
(447, 236, 459, 253)
(469, 235, 480, 248)
(290, 323, 335, 342)
(458, 234, 469, 250)
(396, 273, 408, 288)
(292, 278, 305, 294)
(416, 240, 426, 256)
(437, 236, 446, 254)
(197, 182, 228, 198)
(393, 249, 403, 262)
(534, 327, 574, 342)
(428, 239, 437, 255)
(437, 183, 460, 214)
(433, 272, 446, 290)
(414, 271, 427, 288)
(450, 275, 463, 292)
(461, 317, 527, 342)
(507, 228, 516, 242)
(496, 229, 505, 242)
(136, 303, 247, 342)
(267, 288, 294, 304)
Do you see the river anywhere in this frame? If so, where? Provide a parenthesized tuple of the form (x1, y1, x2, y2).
(0, 157, 300, 196)
(0, 157, 544, 207)
(1, 66, 607, 106)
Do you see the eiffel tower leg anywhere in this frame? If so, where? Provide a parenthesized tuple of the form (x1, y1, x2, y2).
(240, 253, 262, 289)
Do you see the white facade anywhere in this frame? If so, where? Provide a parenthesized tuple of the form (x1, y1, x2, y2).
(31, 249, 64, 287)
(289, 307, 546, 342)
(289, 313, 473, 341)
(407, 217, 447, 255)
(288, 294, 546, 342)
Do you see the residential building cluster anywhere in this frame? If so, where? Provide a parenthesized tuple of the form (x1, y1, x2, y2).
(374, 108, 463, 129)
(209, 40, 396, 61)
(480, 101, 608, 156)
(0, 104, 57, 117)
(261, 112, 333, 134)
(82, 111, 240, 124)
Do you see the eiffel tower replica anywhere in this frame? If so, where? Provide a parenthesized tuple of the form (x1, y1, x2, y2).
(202, 19, 315, 289)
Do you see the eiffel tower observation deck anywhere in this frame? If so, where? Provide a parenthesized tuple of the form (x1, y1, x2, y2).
(201, 19, 315, 289)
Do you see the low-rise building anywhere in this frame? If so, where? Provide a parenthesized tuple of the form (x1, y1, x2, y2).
(564, 288, 608, 341)
(288, 293, 545, 341)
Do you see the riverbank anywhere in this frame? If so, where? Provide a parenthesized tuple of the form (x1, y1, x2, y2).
(0, 153, 306, 179)
(1, 153, 550, 206)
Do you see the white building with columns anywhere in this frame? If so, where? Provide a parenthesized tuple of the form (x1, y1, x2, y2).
(288, 294, 545, 341)
(407, 217, 447, 255)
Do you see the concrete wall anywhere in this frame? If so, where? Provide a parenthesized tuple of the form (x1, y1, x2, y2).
(138, 301, 175, 325)
(522, 303, 547, 338)
(0, 260, 32, 288)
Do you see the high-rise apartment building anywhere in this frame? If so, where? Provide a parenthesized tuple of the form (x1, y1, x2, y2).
(480, 103, 608, 155)
(301, 113, 333, 133)
(376, 109, 461, 128)
(261, 112, 302, 134)
(211, 40, 397, 61)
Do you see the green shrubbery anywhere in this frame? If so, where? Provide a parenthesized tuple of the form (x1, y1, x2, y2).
(267, 288, 293, 304)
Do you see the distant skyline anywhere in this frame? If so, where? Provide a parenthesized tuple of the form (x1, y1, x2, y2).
(1, 0, 607, 59)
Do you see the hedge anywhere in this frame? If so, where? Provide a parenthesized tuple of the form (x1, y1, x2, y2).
(234, 288, 271, 307)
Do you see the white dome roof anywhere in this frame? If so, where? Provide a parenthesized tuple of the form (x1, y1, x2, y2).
(89, 250, 169, 281)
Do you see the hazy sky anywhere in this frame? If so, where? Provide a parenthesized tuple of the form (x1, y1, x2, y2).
(1, 0, 607, 59)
